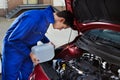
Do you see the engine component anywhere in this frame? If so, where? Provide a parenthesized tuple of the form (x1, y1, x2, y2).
(53, 53, 120, 80)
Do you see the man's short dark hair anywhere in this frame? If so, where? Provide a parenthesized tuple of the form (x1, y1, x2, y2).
(56, 10, 74, 29)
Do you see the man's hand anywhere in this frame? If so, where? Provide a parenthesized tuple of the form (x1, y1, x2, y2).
(30, 52, 39, 65)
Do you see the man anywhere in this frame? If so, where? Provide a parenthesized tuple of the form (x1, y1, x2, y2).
(2, 6, 74, 80)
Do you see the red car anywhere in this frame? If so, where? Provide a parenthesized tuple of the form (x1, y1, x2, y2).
(56, 0, 120, 66)
(30, 0, 120, 80)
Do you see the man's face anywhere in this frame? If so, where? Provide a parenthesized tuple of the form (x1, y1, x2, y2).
(53, 19, 69, 30)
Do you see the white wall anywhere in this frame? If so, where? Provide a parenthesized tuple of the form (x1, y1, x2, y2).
(0, 0, 7, 9)
(45, 24, 78, 48)
(53, 0, 65, 6)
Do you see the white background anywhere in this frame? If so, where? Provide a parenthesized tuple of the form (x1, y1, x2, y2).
(46, 24, 78, 48)
(53, 0, 65, 6)
(0, 0, 7, 9)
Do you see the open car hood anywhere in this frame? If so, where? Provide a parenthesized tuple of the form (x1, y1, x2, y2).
(65, 0, 120, 32)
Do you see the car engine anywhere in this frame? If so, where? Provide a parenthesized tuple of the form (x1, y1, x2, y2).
(53, 53, 120, 80)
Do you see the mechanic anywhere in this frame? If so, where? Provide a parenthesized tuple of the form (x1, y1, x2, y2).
(2, 5, 74, 80)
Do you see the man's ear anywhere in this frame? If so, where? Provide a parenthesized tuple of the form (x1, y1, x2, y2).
(60, 18, 65, 23)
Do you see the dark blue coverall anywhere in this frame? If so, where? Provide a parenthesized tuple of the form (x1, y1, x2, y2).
(2, 6, 55, 80)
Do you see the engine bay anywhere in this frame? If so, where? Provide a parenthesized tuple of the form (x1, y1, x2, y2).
(53, 53, 120, 80)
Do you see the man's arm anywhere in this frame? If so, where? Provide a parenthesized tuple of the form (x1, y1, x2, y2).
(8, 15, 36, 56)
(41, 35, 50, 43)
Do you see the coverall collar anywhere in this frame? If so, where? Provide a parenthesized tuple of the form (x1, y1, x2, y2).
(45, 6, 55, 24)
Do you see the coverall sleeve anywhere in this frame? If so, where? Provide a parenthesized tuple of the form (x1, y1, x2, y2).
(8, 15, 36, 56)
(41, 35, 50, 43)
